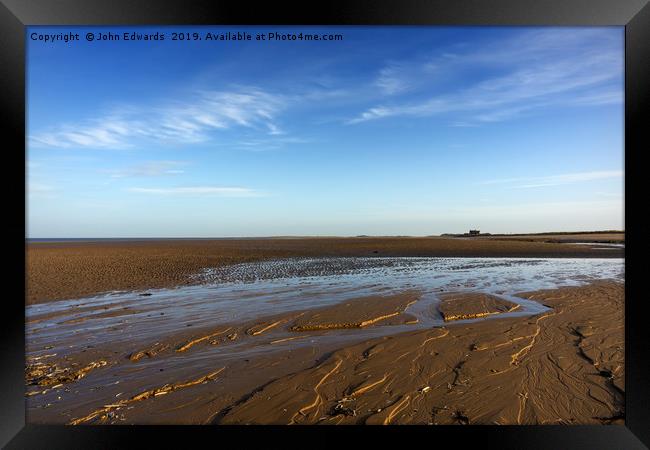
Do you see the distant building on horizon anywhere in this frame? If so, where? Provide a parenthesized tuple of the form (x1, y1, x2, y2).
(469, 229, 480, 236)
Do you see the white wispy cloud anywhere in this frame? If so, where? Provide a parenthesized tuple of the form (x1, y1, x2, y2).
(127, 186, 265, 197)
(350, 29, 622, 125)
(375, 63, 412, 95)
(101, 161, 188, 178)
(30, 116, 142, 149)
(29, 88, 287, 149)
(480, 170, 623, 189)
(233, 136, 311, 151)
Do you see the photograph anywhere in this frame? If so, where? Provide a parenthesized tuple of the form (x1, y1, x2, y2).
(24, 25, 627, 427)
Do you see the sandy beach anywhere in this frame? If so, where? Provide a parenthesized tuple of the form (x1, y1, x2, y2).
(221, 282, 624, 425)
(22, 21, 629, 434)
(26, 236, 623, 305)
(24, 236, 624, 425)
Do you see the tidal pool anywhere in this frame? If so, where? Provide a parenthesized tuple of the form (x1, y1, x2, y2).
(25, 257, 624, 423)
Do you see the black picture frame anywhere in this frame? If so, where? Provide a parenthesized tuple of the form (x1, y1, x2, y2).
(2, 0, 648, 448)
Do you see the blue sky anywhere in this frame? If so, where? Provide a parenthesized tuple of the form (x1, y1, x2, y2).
(27, 26, 624, 237)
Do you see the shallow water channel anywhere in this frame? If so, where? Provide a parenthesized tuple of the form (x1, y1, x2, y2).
(27, 257, 624, 354)
(25, 257, 624, 421)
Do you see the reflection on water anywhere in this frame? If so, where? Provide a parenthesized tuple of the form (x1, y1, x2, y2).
(27, 257, 624, 353)
(25, 257, 624, 420)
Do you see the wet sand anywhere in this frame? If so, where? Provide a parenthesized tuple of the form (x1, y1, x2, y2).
(438, 292, 520, 321)
(27, 236, 623, 304)
(290, 291, 420, 331)
(222, 281, 624, 425)
(25, 237, 624, 425)
(477, 233, 624, 244)
(25, 279, 624, 425)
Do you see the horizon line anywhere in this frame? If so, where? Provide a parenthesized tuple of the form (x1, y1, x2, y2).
(26, 230, 625, 241)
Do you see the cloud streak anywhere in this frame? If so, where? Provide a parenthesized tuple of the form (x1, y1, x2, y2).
(480, 170, 623, 189)
(351, 29, 622, 125)
(30, 88, 287, 149)
(375, 63, 412, 95)
(127, 186, 265, 197)
(101, 161, 188, 178)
